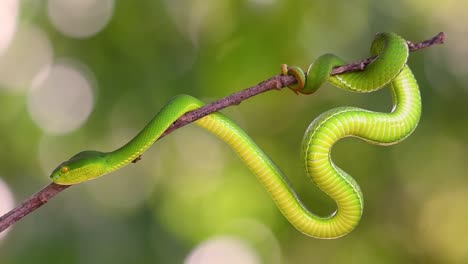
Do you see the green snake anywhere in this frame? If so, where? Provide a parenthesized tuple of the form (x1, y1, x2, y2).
(50, 33, 421, 239)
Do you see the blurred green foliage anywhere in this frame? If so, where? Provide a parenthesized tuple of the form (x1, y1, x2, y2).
(0, 0, 467, 263)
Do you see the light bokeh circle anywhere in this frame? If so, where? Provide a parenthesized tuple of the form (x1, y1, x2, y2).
(0, 24, 53, 93)
(47, 0, 114, 38)
(27, 61, 95, 134)
(185, 236, 260, 264)
(0, 0, 19, 55)
(0, 178, 15, 242)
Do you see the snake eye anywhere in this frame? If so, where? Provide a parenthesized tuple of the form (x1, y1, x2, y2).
(61, 166, 69, 173)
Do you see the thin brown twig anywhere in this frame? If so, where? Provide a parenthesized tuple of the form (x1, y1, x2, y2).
(0, 32, 445, 234)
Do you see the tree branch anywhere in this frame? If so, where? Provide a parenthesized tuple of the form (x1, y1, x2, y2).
(0, 32, 445, 234)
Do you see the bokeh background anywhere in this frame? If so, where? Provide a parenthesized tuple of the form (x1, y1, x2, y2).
(0, 0, 466, 263)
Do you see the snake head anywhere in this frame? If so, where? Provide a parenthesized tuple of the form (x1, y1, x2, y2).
(50, 150, 108, 185)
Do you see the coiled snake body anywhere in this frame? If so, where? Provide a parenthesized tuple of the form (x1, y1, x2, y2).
(51, 33, 421, 239)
